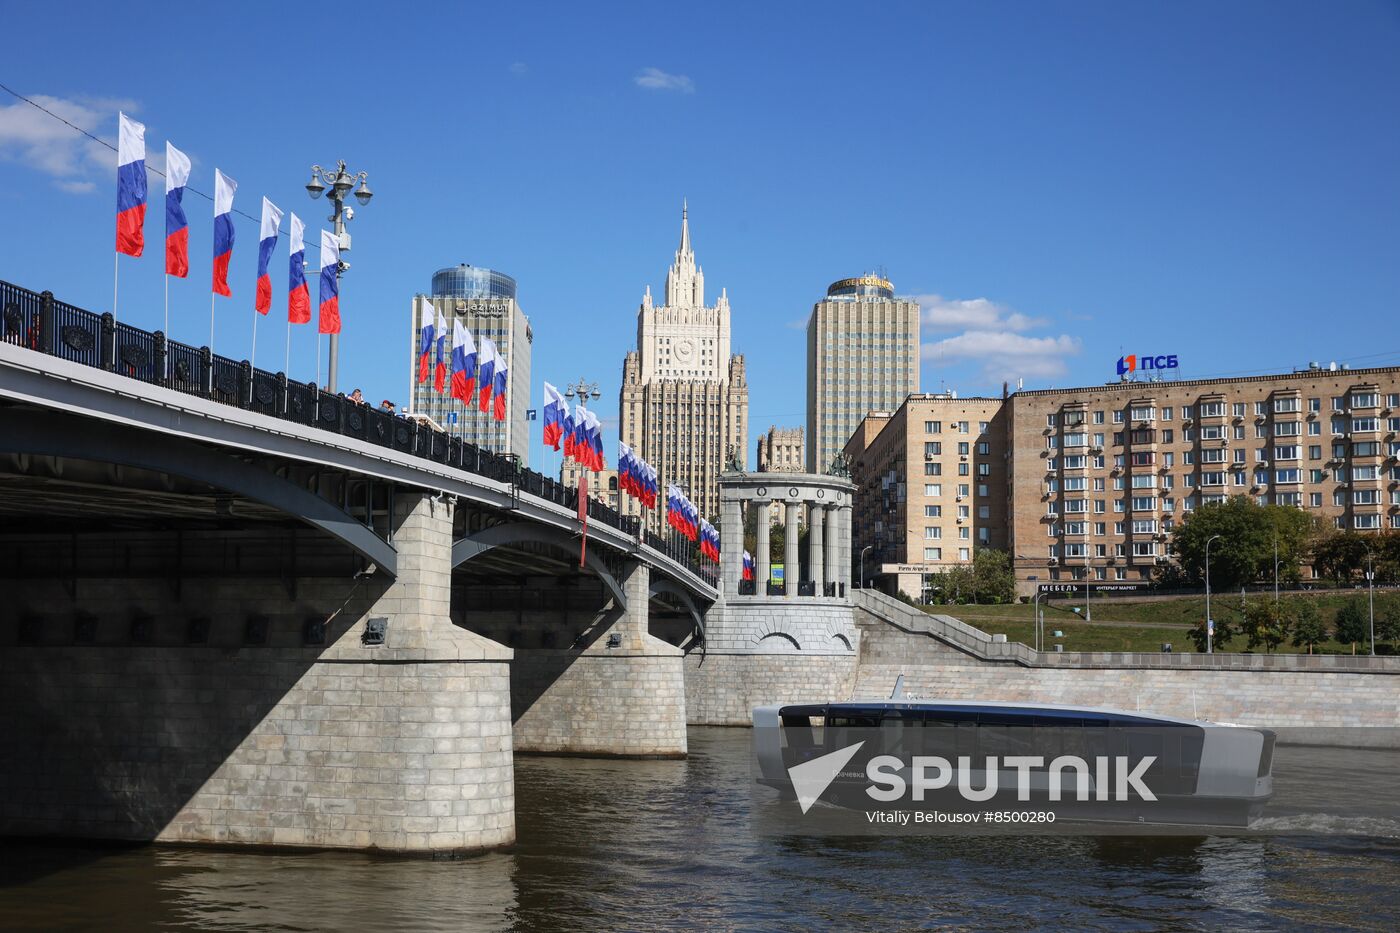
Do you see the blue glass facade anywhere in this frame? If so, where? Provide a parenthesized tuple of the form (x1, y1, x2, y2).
(431, 264, 518, 300)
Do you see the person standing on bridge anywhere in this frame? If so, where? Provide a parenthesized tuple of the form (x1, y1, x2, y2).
(349, 388, 364, 405)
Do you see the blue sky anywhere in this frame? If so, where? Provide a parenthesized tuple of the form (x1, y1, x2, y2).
(2, 1, 1398, 469)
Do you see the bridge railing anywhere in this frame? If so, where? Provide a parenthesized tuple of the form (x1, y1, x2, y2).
(0, 280, 716, 586)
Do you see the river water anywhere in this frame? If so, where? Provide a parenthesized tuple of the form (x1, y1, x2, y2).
(2, 728, 1398, 931)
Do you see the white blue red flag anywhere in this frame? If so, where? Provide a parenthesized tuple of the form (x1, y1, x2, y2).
(618, 442, 636, 496)
(450, 319, 477, 403)
(288, 214, 309, 323)
(699, 519, 719, 561)
(641, 461, 658, 508)
(543, 382, 567, 450)
(318, 230, 340, 334)
(212, 169, 236, 296)
(115, 113, 146, 257)
(164, 141, 190, 276)
(417, 298, 435, 384)
(491, 343, 509, 421)
(255, 197, 283, 315)
(583, 407, 603, 469)
(434, 306, 448, 394)
(477, 336, 498, 414)
(566, 402, 586, 461)
(743, 550, 754, 581)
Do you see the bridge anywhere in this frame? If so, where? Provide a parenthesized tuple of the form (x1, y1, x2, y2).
(0, 280, 744, 854)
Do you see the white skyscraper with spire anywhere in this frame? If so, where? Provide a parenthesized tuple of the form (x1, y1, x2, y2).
(619, 203, 748, 526)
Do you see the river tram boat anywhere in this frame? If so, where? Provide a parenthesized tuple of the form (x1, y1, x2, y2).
(754, 699, 1275, 827)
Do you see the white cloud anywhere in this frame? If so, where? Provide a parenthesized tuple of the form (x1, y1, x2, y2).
(0, 93, 137, 193)
(509, 62, 528, 75)
(924, 331, 1082, 381)
(914, 293, 1083, 382)
(915, 293, 1046, 333)
(634, 67, 695, 94)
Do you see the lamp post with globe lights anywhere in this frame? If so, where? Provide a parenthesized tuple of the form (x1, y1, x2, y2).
(306, 160, 373, 393)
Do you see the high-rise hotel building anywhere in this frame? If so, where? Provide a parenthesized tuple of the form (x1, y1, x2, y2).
(408, 264, 533, 465)
(845, 364, 1400, 598)
(618, 204, 748, 526)
(806, 275, 920, 474)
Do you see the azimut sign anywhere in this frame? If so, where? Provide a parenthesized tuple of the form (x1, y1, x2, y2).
(1117, 353, 1179, 376)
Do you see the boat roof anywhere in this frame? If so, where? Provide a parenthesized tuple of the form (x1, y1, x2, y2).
(764, 699, 1220, 728)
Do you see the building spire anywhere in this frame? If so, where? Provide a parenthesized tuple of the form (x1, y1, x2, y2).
(679, 199, 691, 257)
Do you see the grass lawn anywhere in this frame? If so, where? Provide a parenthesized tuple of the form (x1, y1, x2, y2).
(919, 591, 1387, 655)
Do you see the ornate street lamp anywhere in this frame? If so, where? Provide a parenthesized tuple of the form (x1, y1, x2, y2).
(306, 159, 373, 392)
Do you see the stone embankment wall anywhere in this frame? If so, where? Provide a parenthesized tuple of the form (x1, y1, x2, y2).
(853, 590, 1400, 745)
(684, 599, 860, 725)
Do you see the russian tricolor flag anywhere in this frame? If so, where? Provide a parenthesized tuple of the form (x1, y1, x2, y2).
(569, 402, 588, 462)
(164, 141, 190, 277)
(450, 319, 476, 404)
(562, 402, 578, 460)
(115, 113, 146, 257)
(583, 408, 603, 470)
(434, 307, 448, 394)
(255, 197, 283, 315)
(211, 169, 236, 296)
(288, 213, 309, 323)
(417, 298, 436, 384)
(543, 382, 567, 450)
(478, 336, 498, 414)
(742, 550, 754, 581)
(491, 343, 508, 421)
(318, 230, 340, 334)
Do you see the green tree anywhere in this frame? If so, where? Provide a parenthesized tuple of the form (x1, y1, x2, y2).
(1375, 592, 1400, 649)
(1334, 598, 1368, 649)
(1242, 600, 1291, 653)
(1187, 612, 1236, 653)
(1311, 531, 1370, 584)
(971, 548, 1017, 605)
(1290, 598, 1328, 653)
(1166, 496, 1320, 588)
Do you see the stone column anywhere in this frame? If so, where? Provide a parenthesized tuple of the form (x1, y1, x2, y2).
(754, 500, 770, 595)
(824, 503, 839, 597)
(837, 505, 853, 595)
(784, 500, 800, 596)
(809, 503, 825, 595)
(721, 496, 743, 595)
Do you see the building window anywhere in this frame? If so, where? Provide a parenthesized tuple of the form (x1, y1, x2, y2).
(924, 505, 942, 517)
(924, 484, 941, 496)
(1199, 402, 1225, 418)
(1353, 392, 1379, 409)
(925, 421, 942, 433)
(925, 526, 942, 539)
(1274, 397, 1300, 413)
(924, 548, 942, 560)
(1353, 417, 1379, 433)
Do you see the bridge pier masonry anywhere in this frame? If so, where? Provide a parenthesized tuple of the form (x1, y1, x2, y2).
(506, 559, 688, 758)
(685, 472, 861, 725)
(1, 490, 517, 856)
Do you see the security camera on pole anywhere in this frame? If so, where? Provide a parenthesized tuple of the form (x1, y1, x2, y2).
(305, 160, 373, 393)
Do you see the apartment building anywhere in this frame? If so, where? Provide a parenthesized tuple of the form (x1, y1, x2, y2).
(846, 364, 1400, 599)
(844, 394, 1008, 600)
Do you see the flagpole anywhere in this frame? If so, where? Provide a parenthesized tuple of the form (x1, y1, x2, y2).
(209, 294, 216, 355)
(284, 316, 291, 377)
(251, 312, 258, 372)
(162, 273, 169, 380)
(316, 334, 322, 388)
(112, 253, 120, 321)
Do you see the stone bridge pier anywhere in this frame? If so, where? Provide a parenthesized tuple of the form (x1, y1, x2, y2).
(0, 490, 516, 855)
(502, 558, 688, 759)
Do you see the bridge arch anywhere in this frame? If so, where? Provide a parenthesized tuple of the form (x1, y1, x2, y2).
(451, 521, 627, 610)
(0, 407, 398, 577)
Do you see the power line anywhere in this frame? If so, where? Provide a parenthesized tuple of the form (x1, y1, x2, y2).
(1, 81, 302, 229)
